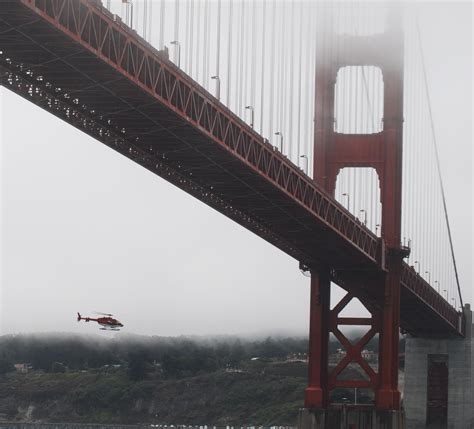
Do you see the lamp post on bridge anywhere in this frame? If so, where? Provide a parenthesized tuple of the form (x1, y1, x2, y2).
(375, 223, 380, 236)
(170, 40, 181, 68)
(211, 75, 220, 100)
(359, 209, 367, 226)
(434, 280, 440, 293)
(342, 193, 350, 211)
(425, 271, 431, 284)
(245, 105, 254, 129)
(300, 155, 308, 175)
(274, 131, 283, 152)
(443, 289, 449, 301)
(122, 0, 134, 28)
(414, 260, 420, 274)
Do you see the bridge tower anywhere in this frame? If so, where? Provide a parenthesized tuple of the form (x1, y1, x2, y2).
(300, 6, 405, 429)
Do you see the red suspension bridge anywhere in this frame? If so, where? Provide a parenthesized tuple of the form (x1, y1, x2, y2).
(0, 0, 467, 422)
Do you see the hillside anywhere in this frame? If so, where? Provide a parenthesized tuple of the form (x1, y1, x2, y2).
(0, 333, 382, 424)
(0, 361, 307, 425)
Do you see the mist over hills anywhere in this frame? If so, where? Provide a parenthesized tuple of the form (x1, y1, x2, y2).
(0, 330, 387, 375)
(0, 332, 310, 374)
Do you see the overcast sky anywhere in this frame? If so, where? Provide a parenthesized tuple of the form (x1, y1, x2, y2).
(0, 1, 472, 337)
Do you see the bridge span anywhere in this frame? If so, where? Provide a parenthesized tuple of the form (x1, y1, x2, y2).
(0, 0, 462, 338)
(0, 1, 470, 428)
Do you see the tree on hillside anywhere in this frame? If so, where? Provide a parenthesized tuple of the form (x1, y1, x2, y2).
(127, 353, 147, 381)
(0, 357, 14, 374)
(51, 362, 67, 373)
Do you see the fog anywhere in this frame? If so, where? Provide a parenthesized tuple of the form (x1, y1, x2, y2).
(0, 1, 471, 336)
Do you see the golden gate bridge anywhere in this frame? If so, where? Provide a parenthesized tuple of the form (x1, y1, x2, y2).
(0, 1, 470, 428)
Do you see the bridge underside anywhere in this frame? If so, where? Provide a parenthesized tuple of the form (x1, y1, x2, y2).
(0, 0, 462, 339)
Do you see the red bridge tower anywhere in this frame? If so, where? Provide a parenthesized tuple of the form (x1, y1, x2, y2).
(302, 7, 405, 428)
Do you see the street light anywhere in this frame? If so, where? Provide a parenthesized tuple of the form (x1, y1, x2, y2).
(434, 280, 440, 293)
(359, 209, 367, 226)
(443, 289, 449, 301)
(342, 193, 350, 211)
(414, 260, 420, 274)
(122, 0, 134, 28)
(375, 224, 381, 236)
(424, 271, 430, 284)
(211, 75, 220, 100)
(245, 105, 254, 129)
(274, 131, 283, 152)
(300, 155, 308, 174)
(170, 41, 181, 68)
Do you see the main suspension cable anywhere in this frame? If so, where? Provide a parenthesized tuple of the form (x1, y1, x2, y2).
(416, 16, 464, 311)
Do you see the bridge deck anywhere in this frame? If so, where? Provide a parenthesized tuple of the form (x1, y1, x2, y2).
(0, 0, 463, 337)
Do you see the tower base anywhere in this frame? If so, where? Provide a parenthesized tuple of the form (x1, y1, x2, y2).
(298, 406, 405, 429)
(403, 304, 473, 429)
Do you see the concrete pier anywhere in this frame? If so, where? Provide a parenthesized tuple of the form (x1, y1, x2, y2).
(298, 406, 405, 429)
(403, 305, 473, 429)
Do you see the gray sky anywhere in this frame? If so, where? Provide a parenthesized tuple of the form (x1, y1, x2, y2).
(0, 1, 472, 336)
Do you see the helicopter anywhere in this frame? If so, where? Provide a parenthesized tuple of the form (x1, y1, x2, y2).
(77, 312, 124, 331)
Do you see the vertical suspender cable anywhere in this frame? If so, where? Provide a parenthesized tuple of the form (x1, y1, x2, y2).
(302, 2, 310, 165)
(259, 0, 267, 135)
(203, 0, 209, 89)
(242, 1, 249, 116)
(250, 0, 257, 116)
(421, 100, 427, 276)
(159, 0, 165, 50)
(133, 0, 137, 30)
(235, 2, 241, 113)
(133, 0, 138, 32)
(185, 0, 190, 72)
(143, 0, 147, 41)
(277, 2, 284, 150)
(174, 0, 180, 50)
(269, 0, 276, 140)
(226, 0, 233, 107)
(189, 1, 194, 78)
(275, 3, 281, 143)
(296, 1, 303, 162)
(196, 0, 201, 83)
(215, 0, 221, 86)
(148, 0, 152, 42)
(287, 1, 295, 159)
(405, 23, 412, 247)
(238, 1, 245, 116)
(414, 23, 422, 268)
(310, 1, 317, 175)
